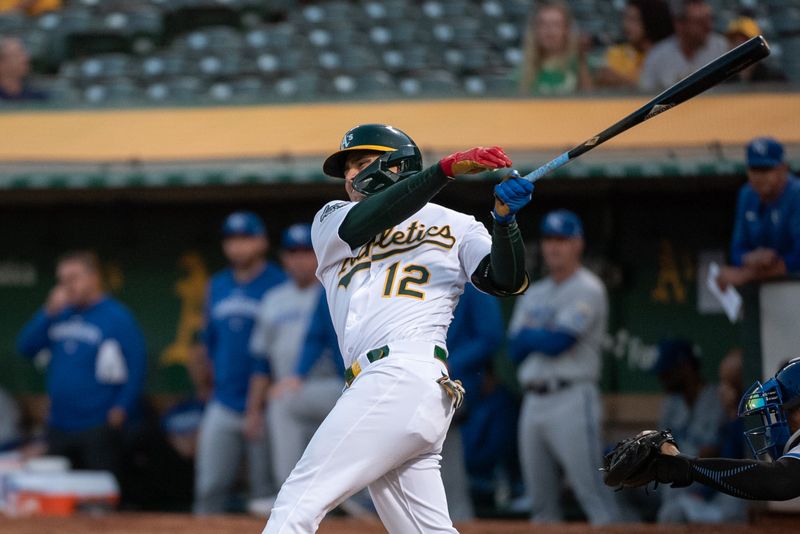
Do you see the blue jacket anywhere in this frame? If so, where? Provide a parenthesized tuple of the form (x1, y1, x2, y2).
(295, 289, 345, 378)
(17, 296, 147, 431)
(204, 263, 285, 412)
(731, 175, 800, 272)
(447, 285, 503, 410)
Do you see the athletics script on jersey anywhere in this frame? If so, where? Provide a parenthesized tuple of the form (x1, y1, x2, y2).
(337, 220, 456, 288)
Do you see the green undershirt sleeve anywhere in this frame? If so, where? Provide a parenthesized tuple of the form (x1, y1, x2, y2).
(338, 163, 453, 249)
(471, 220, 529, 296)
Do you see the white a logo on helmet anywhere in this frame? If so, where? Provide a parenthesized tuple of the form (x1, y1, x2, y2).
(342, 133, 354, 148)
(753, 139, 768, 155)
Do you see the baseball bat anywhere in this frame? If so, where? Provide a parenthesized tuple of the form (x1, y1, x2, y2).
(520, 35, 771, 183)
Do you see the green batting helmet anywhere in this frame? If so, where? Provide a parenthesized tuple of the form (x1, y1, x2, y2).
(322, 124, 423, 196)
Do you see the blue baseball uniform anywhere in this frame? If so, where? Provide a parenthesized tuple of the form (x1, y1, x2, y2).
(446, 284, 503, 410)
(508, 211, 620, 525)
(17, 296, 147, 431)
(730, 174, 800, 272)
(194, 262, 285, 515)
(203, 264, 285, 412)
(460, 383, 521, 501)
(294, 289, 345, 379)
(440, 283, 503, 521)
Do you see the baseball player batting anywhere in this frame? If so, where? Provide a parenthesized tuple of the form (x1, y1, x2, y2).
(262, 124, 533, 533)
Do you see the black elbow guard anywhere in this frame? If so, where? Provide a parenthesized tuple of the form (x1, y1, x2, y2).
(471, 255, 530, 297)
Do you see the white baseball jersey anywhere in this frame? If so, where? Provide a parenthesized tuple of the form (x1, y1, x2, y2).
(311, 200, 492, 369)
(509, 266, 607, 384)
(249, 280, 326, 381)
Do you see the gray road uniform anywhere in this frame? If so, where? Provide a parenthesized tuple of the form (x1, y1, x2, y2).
(509, 266, 621, 524)
(250, 280, 343, 485)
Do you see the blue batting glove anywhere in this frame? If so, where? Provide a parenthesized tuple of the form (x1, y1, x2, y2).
(493, 171, 534, 224)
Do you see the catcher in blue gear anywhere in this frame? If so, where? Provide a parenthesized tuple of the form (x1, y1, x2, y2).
(603, 357, 800, 501)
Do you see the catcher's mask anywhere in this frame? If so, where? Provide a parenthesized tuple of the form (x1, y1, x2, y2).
(739, 357, 800, 460)
(322, 124, 423, 196)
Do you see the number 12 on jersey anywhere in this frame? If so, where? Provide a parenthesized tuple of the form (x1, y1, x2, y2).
(382, 262, 430, 300)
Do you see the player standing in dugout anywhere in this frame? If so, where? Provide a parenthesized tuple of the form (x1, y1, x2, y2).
(262, 124, 534, 533)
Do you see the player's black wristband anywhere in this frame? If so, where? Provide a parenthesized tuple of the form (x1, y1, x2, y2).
(471, 220, 529, 296)
(338, 163, 453, 249)
(654, 454, 800, 501)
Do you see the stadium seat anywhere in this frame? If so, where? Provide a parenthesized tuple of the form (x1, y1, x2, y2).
(0, 12, 26, 34)
(421, 0, 469, 19)
(381, 45, 432, 73)
(399, 70, 461, 96)
(495, 21, 521, 44)
(481, 0, 505, 18)
(196, 54, 242, 78)
(139, 52, 186, 78)
(36, 76, 81, 102)
(78, 53, 132, 80)
(166, 75, 205, 100)
(145, 81, 170, 101)
(208, 80, 235, 101)
(271, 73, 319, 100)
(774, 7, 800, 35)
(244, 23, 296, 50)
(163, 5, 241, 40)
(319, 69, 398, 99)
(464, 72, 516, 95)
(232, 75, 267, 99)
(317, 50, 342, 71)
(338, 46, 380, 72)
(83, 77, 140, 104)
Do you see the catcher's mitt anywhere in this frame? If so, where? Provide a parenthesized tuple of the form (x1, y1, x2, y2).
(601, 430, 677, 489)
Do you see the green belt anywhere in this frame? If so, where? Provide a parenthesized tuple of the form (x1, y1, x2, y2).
(344, 345, 448, 387)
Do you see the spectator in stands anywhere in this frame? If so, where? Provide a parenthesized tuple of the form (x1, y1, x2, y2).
(724, 16, 786, 84)
(639, 0, 727, 91)
(16, 250, 147, 479)
(508, 210, 621, 524)
(0, 0, 60, 16)
(192, 211, 285, 515)
(0, 36, 46, 101)
(517, 1, 592, 95)
(440, 283, 503, 521)
(595, 0, 674, 88)
(718, 137, 800, 288)
(651, 338, 732, 523)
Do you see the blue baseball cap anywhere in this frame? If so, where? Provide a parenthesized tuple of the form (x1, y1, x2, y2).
(222, 211, 266, 237)
(746, 137, 784, 169)
(651, 338, 698, 374)
(540, 209, 583, 238)
(282, 223, 313, 251)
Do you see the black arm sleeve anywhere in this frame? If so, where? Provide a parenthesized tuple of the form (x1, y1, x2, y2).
(470, 220, 529, 297)
(338, 163, 453, 249)
(654, 454, 800, 501)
